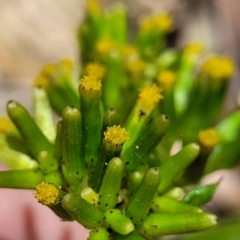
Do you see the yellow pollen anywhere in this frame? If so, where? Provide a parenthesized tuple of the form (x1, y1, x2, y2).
(139, 16, 155, 33)
(86, 0, 101, 15)
(95, 38, 115, 55)
(41, 64, 56, 77)
(35, 182, 60, 206)
(84, 62, 106, 79)
(126, 59, 145, 75)
(201, 56, 235, 80)
(184, 42, 204, 55)
(157, 70, 176, 89)
(104, 125, 130, 146)
(60, 59, 74, 71)
(0, 117, 15, 134)
(154, 13, 173, 32)
(138, 84, 163, 111)
(198, 129, 220, 148)
(122, 45, 138, 59)
(33, 75, 49, 88)
(80, 75, 102, 91)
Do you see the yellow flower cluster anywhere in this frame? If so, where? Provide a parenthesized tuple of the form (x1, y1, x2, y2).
(201, 56, 235, 80)
(95, 38, 116, 55)
(184, 42, 204, 55)
(0, 117, 15, 134)
(157, 70, 176, 90)
(35, 182, 60, 206)
(84, 62, 106, 80)
(198, 129, 220, 148)
(138, 84, 163, 112)
(80, 75, 102, 91)
(122, 45, 138, 59)
(126, 59, 145, 76)
(86, 0, 101, 15)
(140, 13, 173, 33)
(104, 125, 130, 146)
(155, 13, 173, 32)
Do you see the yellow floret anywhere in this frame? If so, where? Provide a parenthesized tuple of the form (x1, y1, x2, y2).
(84, 62, 106, 79)
(157, 70, 176, 89)
(122, 45, 138, 59)
(139, 16, 155, 33)
(86, 0, 101, 15)
(60, 59, 74, 71)
(184, 42, 204, 55)
(198, 129, 220, 148)
(35, 182, 60, 206)
(104, 125, 130, 146)
(95, 38, 115, 55)
(154, 13, 173, 32)
(0, 117, 15, 134)
(33, 75, 49, 88)
(201, 56, 235, 80)
(41, 64, 56, 77)
(138, 84, 163, 112)
(80, 75, 102, 91)
(126, 59, 145, 75)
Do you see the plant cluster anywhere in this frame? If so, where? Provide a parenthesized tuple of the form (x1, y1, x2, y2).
(0, 0, 240, 239)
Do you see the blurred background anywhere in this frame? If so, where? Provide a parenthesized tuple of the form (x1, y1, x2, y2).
(0, 0, 240, 239)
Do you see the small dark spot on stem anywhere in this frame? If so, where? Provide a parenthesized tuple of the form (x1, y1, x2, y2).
(164, 114, 169, 120)
(139, 109, 146, 118)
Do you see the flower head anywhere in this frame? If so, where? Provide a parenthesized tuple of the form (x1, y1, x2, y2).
(198, 129, 220, 149)
(157, 70, 176, 90)
(126, 59, 145, 76)
(139, 16, 155, 33)
(154, 13, 173, 32)
(138, 84, 163, 112)
(0, 117, 15, 134)
(41, 64, 56, 77)
(33, 75, 49, 88)
(95, 38, 116, 55)
(84, 62, 106, 79)
(35, 182, 60, 206)
(184, 42, 204, 55)
(201, 56, 235, 80)
(139, 13, 173, 33)
(122, 45, 139, 59)
(86, 0, 101, 15)
(80, 75, 102, 91)
(104, 125, 129, 146)
(60, 59, 74, 71)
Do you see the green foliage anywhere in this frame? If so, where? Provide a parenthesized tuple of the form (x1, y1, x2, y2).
(0, 0, 239, 239)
